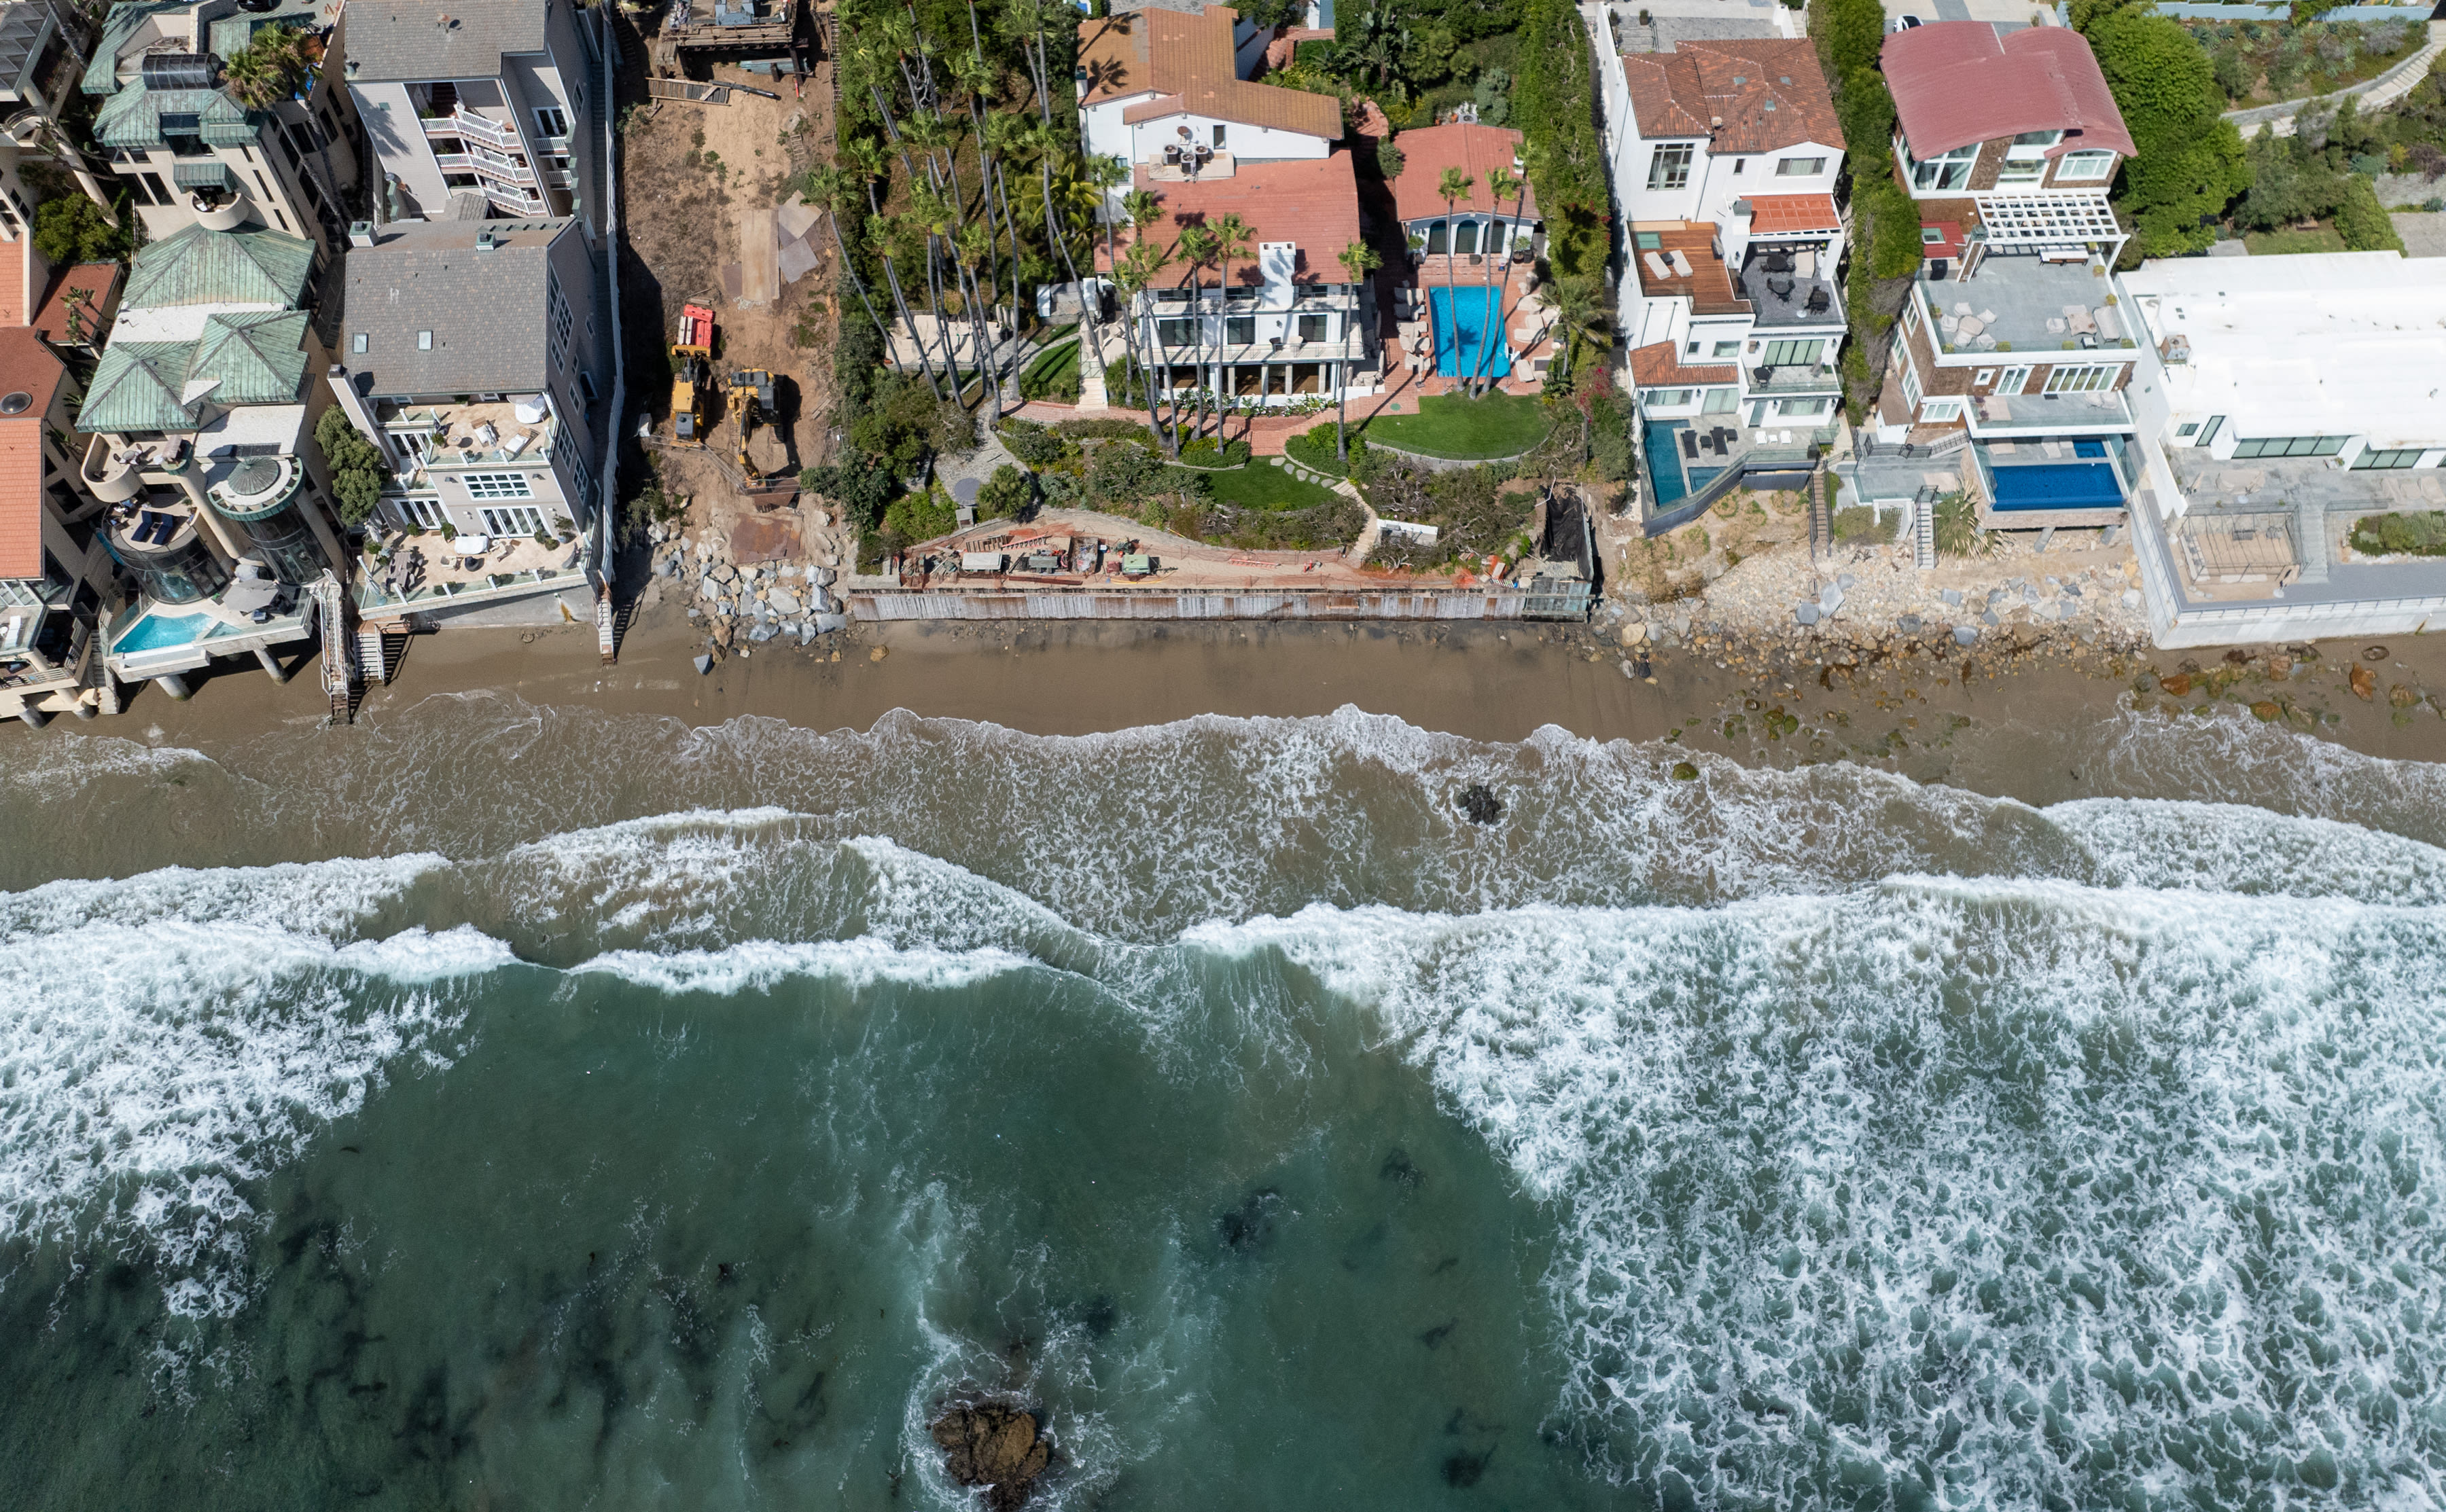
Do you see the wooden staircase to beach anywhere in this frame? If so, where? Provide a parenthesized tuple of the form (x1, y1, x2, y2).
(1809, 468, 1830, 561)
(1915, 485, 1937, 569)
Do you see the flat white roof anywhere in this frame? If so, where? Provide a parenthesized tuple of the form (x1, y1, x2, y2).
(2122, 252, 2446, 451)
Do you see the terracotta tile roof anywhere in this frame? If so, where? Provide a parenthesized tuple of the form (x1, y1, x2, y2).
(31, 263, 124, 347)
(1264, 24, 1331, 71)
(1124, 152, 1363, 284)
(1881, 22, 2134, 160)
(1745, 192, 1841, 236)
(1078, 6, 1343, 140)
(0, 327, 64, 581)
(1389, 123, 1538, 223)
(1620, 39, 1842, 156)
(0, 244, 22, 330)
(1630, 340, 1735, 387)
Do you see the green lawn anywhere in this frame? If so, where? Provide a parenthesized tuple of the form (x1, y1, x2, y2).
(2242, 223, 2350, 257)
(1169, 460, 1343, 511)
(1018, 338, 1080, 400)
(1281, 432, 1349, 478)
(1363, 393, 1553, 459)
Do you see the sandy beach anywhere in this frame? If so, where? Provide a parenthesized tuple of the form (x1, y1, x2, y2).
(22, 598, 2446, 810)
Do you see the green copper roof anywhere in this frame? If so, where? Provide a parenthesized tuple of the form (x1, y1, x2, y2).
(76, 342, 198, 434)
(94, 79, 259, 151)
(75, 312, 314, 435)
(123, 225, 315, 311)
(189, 311, 311, 406)
(82, 2, 197, 96)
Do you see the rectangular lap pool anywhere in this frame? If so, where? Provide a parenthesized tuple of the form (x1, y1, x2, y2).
(1989, 461, 2123, 511)
(1430, 286, 1511, 378)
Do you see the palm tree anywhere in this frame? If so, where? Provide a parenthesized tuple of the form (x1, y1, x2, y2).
(808, 167, 898, 373)
(1172, 223, 1220, 445)
(1205, 212, 1253, 437)
(866, 212, 944, 395)
(957, 219, 1005, 415)
(909, 187, 967, 393)
(1115, 238, 1176, 450)
(1469, 166, 1520, 398)
(1549, 274, 1612, 395)
(1334, 240, 1383, 462)
(1435, 167, 1474, 386)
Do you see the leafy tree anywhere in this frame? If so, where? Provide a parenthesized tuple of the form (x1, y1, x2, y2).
(34, 195, 125, 266)
(881, 485, 957, 544)
(976, 463, 1033, 520)
(801, 449, 897, 531)
(315, 404, 390, 526)
(1823, 0, 1886, 80)
(1377, 137, 1406, 179)
(2333, 174, 2404, 251)
(1086, 439, 1168, 505)
(1514, 0, 1608, 277)
(2078, 0, 2250, 257)
(1472, 67, 1512, 126)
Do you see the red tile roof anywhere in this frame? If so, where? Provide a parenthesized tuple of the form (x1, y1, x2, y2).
(1123, 152, 1364, 285)
(0, 327, 63, 581)
(1389, 122, 1538, 223)
(1079, 7, 1343, 139)
(1745, 192, 1840, 236)
(1630, 341, 1736, 388)
(1620, 39, 1842, 156)
(1264, 24, 1331, 71)
(1881, 22, 2134, 160)
(31, 263, 124, 348)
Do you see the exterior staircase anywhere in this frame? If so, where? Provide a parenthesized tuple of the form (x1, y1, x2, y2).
(1915, 486, 1937, 569)
(1074, 314, 1110, 411)
(1809, 467, 1831, 561)
(313, 572, 359, 724)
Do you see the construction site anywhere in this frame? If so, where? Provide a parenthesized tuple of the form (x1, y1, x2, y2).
(619, 0, 851, 588)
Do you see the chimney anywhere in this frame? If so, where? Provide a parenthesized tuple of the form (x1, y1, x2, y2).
(475, 229, 497, 253)
(326, 366, 402, 472)
(348, 221, 376, 249)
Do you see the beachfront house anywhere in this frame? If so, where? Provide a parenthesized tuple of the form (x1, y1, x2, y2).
(82, 0, 363, 262)
(344, 0, 608, 234)
(327, 216, 605, 626)
(1385, 120, 1554, 389)
(1079, 1, 1377, 408)
(1594, 30, 1848, 513)
(0, 323, 118, 727)
(73, 223, 351, 700)
(2116, 253, 2446, 647)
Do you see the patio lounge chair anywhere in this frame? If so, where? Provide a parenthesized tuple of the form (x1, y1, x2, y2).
(1667, 250, 1695, 278)
(1643, 251, 1673, 281)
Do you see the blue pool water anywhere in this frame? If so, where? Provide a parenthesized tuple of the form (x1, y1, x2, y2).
(1430, 286, 1511, 378)
(111, 611, 209, 654)
(1644, 420, 1690, 507)
(1989, 461, 2123, 511)
(2073, 439, 2107, 459)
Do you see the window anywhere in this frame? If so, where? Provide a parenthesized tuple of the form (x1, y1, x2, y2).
(389, 429, 430, 463)
(2176, 422, 2199, 438)
(1647, 143, 1694, 191)
(351, 332, 368, 354)
(2043, 364, 2119, 394)
(1712, 341, 1741, 357)
(1777, 397, 1832, 418)
(1296, 313, 1328, 343)
(1648, 388, 1693, 406)
(534, 106, 570, 140)
(1921, 226, 1945, 245)
(2195, 415, 2223, 448)
(548, 274, 574, 359)
(2231, 435, 2350, 458)
(1900, 355, 1923, 411)
(1972, 368, 1996, 387)
(1909, 144, 1979, 192)
(1996, 156, 2045, 185)
(1731, 158, 1745, 175)
(1224, 314, 1256, 345)
(1701, 387, 1739, 414)
(480, 505, 547, 537)
(1212, 124, 1226, 149)
(2352, 448, 2426, 470)
(2055, 151, 2116, 182)
(391, 494, 447, 530)
(461, 472, 535, 499)
(1760, 338, 1822, 367)
(1775, 157, 1825, 177)
(1687, 342, 1701, 355)
(141, 172, 172, 206)
(1155, 317, 1194, 348)
(1921, 397, 1962, 422)
(2010, 129, 2064, 151)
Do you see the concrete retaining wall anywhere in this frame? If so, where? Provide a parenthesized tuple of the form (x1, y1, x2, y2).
(849, 588, 1563, 620)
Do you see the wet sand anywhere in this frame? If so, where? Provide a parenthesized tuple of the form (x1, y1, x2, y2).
(23, 607, 2446, 806)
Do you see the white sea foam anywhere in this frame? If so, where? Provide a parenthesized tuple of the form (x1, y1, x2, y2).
(1192, 880, 2446, 1507)
(571, 935, 1033, 996)
(0, 857, 515, 1317)
(2046, 796, 2446, 902)
(489, 808, 829, 950)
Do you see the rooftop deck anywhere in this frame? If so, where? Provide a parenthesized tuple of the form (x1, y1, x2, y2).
(1968, 389, 2133, 435)
(1917, 254, 2134, 359)
(358, 530, 592, 615)
(383, 397, 559, 478)
(1632, 224, 1748, 317)
(1735, 247, 1839, 329)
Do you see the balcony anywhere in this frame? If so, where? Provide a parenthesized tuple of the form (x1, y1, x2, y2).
(427, 108, 518, 152)
(1965, 389, 2134, 436)
(1737, 249, 1840, 329)
(1916, 253, 2136, 359)
(1748, 363, 1842, 395)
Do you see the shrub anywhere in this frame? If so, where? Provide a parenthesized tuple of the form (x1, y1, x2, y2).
(1831, 504, 1899, 544)
(976, 463, 1033, 521)
(314, 404, 389, 526)
(999, 419, 1080, 467)
(1053, 416, 1156, 442)
(35, 194, 126, 266)
(2334, 175, 2405, 252)
(1175, 437, 1251, 468)
(882, 486, 957, 545)
(1932, 491, 1991, 558)
(1086, 439, 1169, 505)
(2351, 511, 2446, 557)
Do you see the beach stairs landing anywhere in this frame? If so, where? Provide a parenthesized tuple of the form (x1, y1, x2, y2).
(597, 588, 619, 666)
(356, 626, 394, 685)
(1915, 486, 1937, 570)
(313, 572, 361, 725)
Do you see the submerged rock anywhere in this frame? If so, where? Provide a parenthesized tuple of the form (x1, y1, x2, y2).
(929, 1400, 1052, 1509)
(1457, 782, 1504, 825)
(1217, 1189, 1287, 1254)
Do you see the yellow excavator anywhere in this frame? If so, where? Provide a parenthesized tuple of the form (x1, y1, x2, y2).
(728, 366, 775, 484)
(670, 304, 715, 446)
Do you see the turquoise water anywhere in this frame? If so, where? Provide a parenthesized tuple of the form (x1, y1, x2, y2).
(111, 610, 210, 653)
(4, 699, 2446, 1509)
(1644, 420, 1690, 507)
(1430, 286, 1510, 379)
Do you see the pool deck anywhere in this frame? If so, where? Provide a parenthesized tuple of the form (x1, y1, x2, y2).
(1395, 258, 1557, 391)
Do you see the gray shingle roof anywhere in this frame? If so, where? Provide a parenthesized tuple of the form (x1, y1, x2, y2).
(344, 0, 548, 84)
(342, 218, 573, 397)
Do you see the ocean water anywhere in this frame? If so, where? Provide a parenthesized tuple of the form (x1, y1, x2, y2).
(3, 698, 2445, 1510)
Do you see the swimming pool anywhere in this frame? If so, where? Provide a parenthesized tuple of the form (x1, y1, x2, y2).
(1989, 461, 2123, 511)
(1430, 285, 1510, 378)
(111, 611, 210, 654)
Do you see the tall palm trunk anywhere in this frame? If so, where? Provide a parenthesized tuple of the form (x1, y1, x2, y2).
(875, 240, 942, 395)
(829, 211, 896, 369)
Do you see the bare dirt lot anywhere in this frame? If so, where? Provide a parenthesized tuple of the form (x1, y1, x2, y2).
(619, 36, 845, 547)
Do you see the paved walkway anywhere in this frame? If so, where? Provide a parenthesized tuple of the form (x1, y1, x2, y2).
(1006, 365, 1441, 455)
(2227, 20, 2446, 139)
